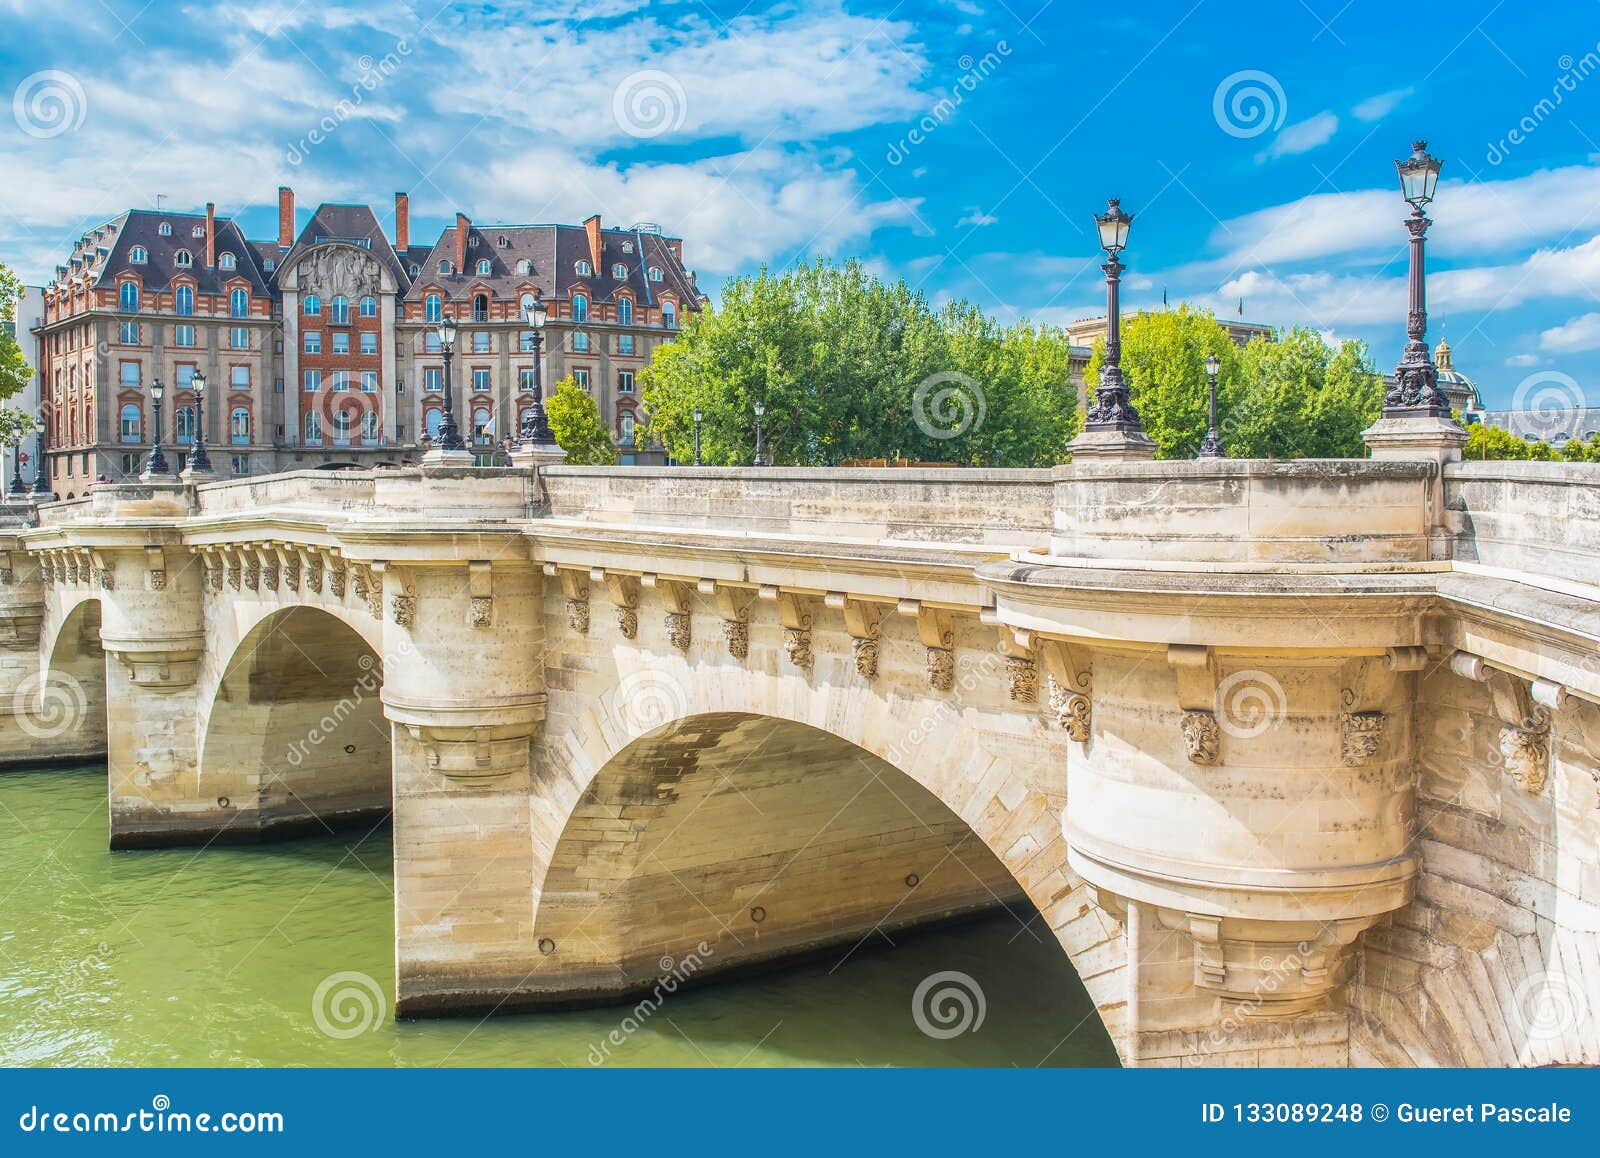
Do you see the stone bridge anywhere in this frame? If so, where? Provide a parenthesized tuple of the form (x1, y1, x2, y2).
(0, 452, 1596, 1068)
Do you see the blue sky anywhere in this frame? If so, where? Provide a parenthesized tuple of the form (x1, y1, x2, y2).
(5, 0, 1600, 407)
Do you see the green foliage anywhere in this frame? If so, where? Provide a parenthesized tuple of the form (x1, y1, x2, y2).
(0, 262, 30, 402)
(0, 404, 37, 449)
(638, 259, 1080, 467)
(1085, 308, 1383, 459)
(545, 377, 618, 465)
(1461, 418, 1597, 462)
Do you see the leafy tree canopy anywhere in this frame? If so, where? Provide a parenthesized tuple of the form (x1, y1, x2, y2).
(0, 262, 31, 402)
(545, 377, 619, 465)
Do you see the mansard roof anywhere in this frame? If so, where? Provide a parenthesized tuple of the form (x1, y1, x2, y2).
(71, 209, 272, 296)
(274, 203, 410, 290)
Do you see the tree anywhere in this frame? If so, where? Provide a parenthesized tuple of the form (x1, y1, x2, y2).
(1461, 419, 1592, 462)
(545, 378, 618, 465)
(0, 262, 31, 402)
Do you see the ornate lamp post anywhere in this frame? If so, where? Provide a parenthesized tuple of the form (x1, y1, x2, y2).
(435, 316, 464, 451)
(1084, 199, 1141, 433)
(1385, 141, 1450, 417)
(8, 433, 27, 495)
(146, 377, 171, 477)
(692, 407, 703, 465)
(516, 292, 556, 447)
(752, 399, 769, 467)
(188, 370, 213, 474)
(1198, 353, 1224, 458)
(31, 419, 50, 495)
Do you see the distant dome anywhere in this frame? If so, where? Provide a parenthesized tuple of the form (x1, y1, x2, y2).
(1433, 338, 1482, 412)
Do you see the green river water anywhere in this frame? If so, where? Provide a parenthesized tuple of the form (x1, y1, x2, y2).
(0, 765, 1117, 1068)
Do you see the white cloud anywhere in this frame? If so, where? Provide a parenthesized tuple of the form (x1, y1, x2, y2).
(957, 209, 997, 227)
(1256, 111, 1337, 161)
(1539, 311, 1600, 353)
(1352, 87, 1412, 122)
(1507, 352, 1540, 366)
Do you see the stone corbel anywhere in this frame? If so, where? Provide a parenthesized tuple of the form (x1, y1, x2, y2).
(143, 546, 166, 591)
(644, 573, 693, 651)
(1168, 644, 1219, 765)
(38, 553, 53, 585)
(300, 548, 322, 595)
(997, 626, 1039, 704)
(103, 638, 203, 691)
(0, 549, 13, 586)
(255, 545, 280, 592)
(899, 599, 954, 691)
(404, 724, 533, 786)
(1450, 650, 1556, 796)
(373, 562, 410, 626)
(827, 592, 882, 679)
(357, 563, 383, 619)
(327, 553, 347, 598)
(223, 546, 242, 591)
(1338, 655, 1388, 767)
(1039, 636, 1093, 741)
(88, 550, 114, 591)
(763, 585, 814, 670)
(277, 545, 301, 593)
(704, 580, 754, 659)
(470, 561, 495, 628)
(601, 570, 640, 639)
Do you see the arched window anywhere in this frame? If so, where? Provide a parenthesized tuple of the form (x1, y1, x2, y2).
(219, 253, 237, 271)
(176, 406, 196, 444)
(174, 285, 194, 316)
(572, 293, 588, 322)
(424, 408, 442, 438)
(618, 297, 633, 326)
(119, 282, 139, 312)
(662, 300, 676, 329)
(303, 295, 321, 316)
(129, 246, 148, 264)
(330, 295, 350, 325)
(476, 259, 492, 276)
(230, 407, 250, 445)
(229, 289, 248, 318)
(359, 295, 378, 318)
(332, 409, 352, 443)
(437, 259, 452, 275)
(515, 259, 532, 275)
(472, 407, 491, 444)
(174, 249, 192, 268)
(158, 222, 172, 236)
(619, 411, 635, 444)
(424, 294, 442, 323)
(648, 266, 663, 282)
(472, 293, 488, 322)
(574, 259, 591, 277)
(304, 411, 322, 443)
(612, 263, 628, 280)
(119, 403, 142, 443)
(362, 411, 379, 442)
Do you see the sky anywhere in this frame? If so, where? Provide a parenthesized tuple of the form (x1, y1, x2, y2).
(4, 0, 1600, 409)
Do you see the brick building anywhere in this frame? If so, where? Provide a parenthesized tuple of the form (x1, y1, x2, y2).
(32, 189, 703, 496)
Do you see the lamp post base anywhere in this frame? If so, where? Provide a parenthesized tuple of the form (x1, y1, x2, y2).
(178, 464, 217, 483)
(1068, 427, 1158, 462)
(509, 443, 568, 472)
(421, 446, 475, 467)
(1361, 414, 1467, 463)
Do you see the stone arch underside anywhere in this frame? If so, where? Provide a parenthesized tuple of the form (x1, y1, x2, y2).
(25, 595, 107, 761)
(199, 604, 390, 837)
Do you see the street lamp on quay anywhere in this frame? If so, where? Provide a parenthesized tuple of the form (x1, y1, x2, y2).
(752, 399, 769, 467)
(188, 370, 213, 475)
(431, 315, 465, 452)
(516, 293, 557, 448)
(1198, 352, 1224, 459)
(691, 407, 703, 465)
(1083, 198, 1142, 434)
(1385, 140, 1450, 417)
(8, 428, 28, 495)
(146, 377, 171, 477)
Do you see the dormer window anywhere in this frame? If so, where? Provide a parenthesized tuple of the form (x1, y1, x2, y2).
(648, 266, 663, 282)
(438, 259, 452, 275)
(574, 259, 591, 277)
(263, 259, 276, 272)
(611, 263, 627, 280)
(158, 223, 172, 236)
(621, 240, 634, 254)
(129, 246, 148, 264)
(218, 252, 237, 270)
(515, 259, 532, 276)
(476, 258, 492, 276)
(409, 263, 420, 276)
(498, 235, 510, 247)
(192, 225, 205, 238)
(174, 249, 193, 268)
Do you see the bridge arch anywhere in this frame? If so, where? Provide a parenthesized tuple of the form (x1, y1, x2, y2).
(198, 604, 391, 836)
(32, 593, 107, 760)
(529, 650, 1129, 1056)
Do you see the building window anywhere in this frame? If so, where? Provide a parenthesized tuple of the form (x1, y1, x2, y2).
(424, 332, 441, 354)
(359, 295, 378, 318)
(219, 253, 236, 271)
(572, 293, 588, 322)
(473, 331, 490, 354)
(303, 369, 321, 392)
(119, 403, 142, 443)
(618, 370, 635, 393)
(519, 330, 536, 352)
(574, 259, 590, 276)
(519, 368, 536, 392)
(301, 412, 322, 444)
(515, 259, 532, 275)
(176, 406, 196, 444)
(437, 259, 451, 275)
(230, 407, 250, 445)
(120, 453, 141, 475)
(472, 294, 488, 322)
(120, 361, 141, 388)
(176, 364, 195, 389)
(619, 411, 635, 443)
(472, 407, 491, 444)
(662, 301, 676, 329)
(648, 266, 663, 282)
(611, 263, 627, 280)
(119, 282, 139, 312)
(572, 368, 590, 389)
(424, 408, 442, 438)
(158, 223, 171, 236)
(230, 327, 249, 349)
(174, 249, 192, 268)
(330, 296, 350, 325)
(304, 295, 321, 316)
(424, 368, 442, 393)
(361, 371, 378, 392)
(360, 331, 377, 355)
(618, 334, 635, 355)
(192, 225, 204, 238)
(472, 369, 491, 392)
(304, 331, 321, 354)
(362, 411, 379, 442)
(330, 371, 350, 391)
(230, 365, 249, 390)
(120, 321, 140, 345)
(573, 331, 589, 353)
(424, 294, 442, 322)
(275, 378, 284, 394)
(230, 289, 248, 318)
(130, 246, 148, 264)
(476, 259, 492, 276)
(231, 454, 250, 475)
(618, 298, 633, 326)
(174, 285, 194, 316)
(332, 410, 352, 444)
(332, 331, 350, 355)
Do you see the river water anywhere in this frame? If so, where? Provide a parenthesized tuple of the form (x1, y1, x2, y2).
(0, 766, 1117, 1068)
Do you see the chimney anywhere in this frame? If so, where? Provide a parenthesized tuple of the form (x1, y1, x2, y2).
(454, 212, 470, 275)
(394, 192, 410, 251)
(583, 213, 603, 274)
(278, 186, 295, 248)
(205, 202, 216, 268)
